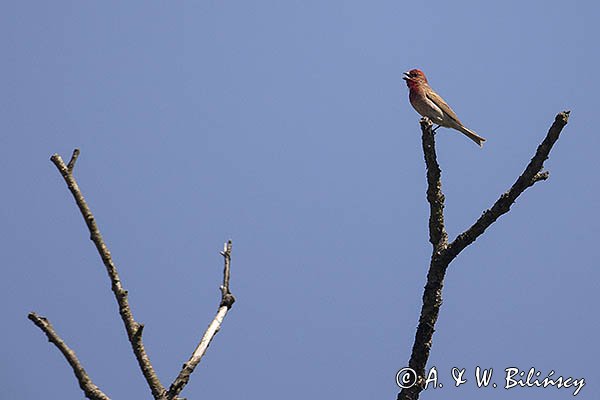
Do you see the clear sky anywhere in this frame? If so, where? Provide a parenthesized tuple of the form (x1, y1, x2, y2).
(3, 2, 598, 399)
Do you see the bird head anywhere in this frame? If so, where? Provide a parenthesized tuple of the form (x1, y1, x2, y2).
(402, 69, 428, 86)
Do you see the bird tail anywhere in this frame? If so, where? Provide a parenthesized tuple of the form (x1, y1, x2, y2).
(457, 126, 486, 147)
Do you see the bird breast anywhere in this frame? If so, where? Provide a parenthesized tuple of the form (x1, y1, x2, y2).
(409, 92, 446, 125)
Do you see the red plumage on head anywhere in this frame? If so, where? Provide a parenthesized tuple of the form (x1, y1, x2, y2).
(403, 68, 428, 90)
(408, 69, 427, 82)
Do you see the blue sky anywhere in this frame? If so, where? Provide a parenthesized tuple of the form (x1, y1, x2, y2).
(2, 2, 598, 399)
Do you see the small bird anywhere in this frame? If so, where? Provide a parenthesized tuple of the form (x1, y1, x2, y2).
(403, 69, 486, 147)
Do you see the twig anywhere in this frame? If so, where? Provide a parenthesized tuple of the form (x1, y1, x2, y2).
(398, 111, 570, 400)
(67, 148, 80, 172)
(50, 149, 166, 399)
(28, 312, 110, 400)
(167, 241, 235, 399)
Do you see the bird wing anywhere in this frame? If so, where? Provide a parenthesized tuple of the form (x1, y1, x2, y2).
(426, 89, 463, 125)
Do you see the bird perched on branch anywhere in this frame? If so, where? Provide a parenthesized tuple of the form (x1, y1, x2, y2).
(403, 69, 486, 147)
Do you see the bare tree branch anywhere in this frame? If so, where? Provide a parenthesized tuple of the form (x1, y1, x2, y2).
(28, 312, 110, 400)
(167, 240, 235, 399)
(398, 111, 570, 400)
(50, 149, 166, 399)
(398, 118, 450, 399)
(34, 150, 236, 399)
(444, 111, 570, 262)
(420, 117, 449, 251)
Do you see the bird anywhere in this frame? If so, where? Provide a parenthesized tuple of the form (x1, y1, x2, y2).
(402, 69, 486, 147)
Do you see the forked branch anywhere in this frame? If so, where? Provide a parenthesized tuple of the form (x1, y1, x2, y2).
(398, 111, 570, 400)
(30, 150, 237, 400)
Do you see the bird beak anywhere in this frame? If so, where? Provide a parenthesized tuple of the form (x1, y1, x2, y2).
(402, 71, 410, 80)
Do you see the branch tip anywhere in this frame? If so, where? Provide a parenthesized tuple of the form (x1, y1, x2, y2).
(558, 110, 570, 121)
(67, 148, 81, 172)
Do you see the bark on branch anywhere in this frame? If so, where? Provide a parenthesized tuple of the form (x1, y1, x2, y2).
(31, 149, 237, 400)
(444, 112, 569, 261)
(167, 241, 236, 399)
(28, 312, 110, 400)
(397, 111, 570, 400)
(48, 149, 165, 399)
